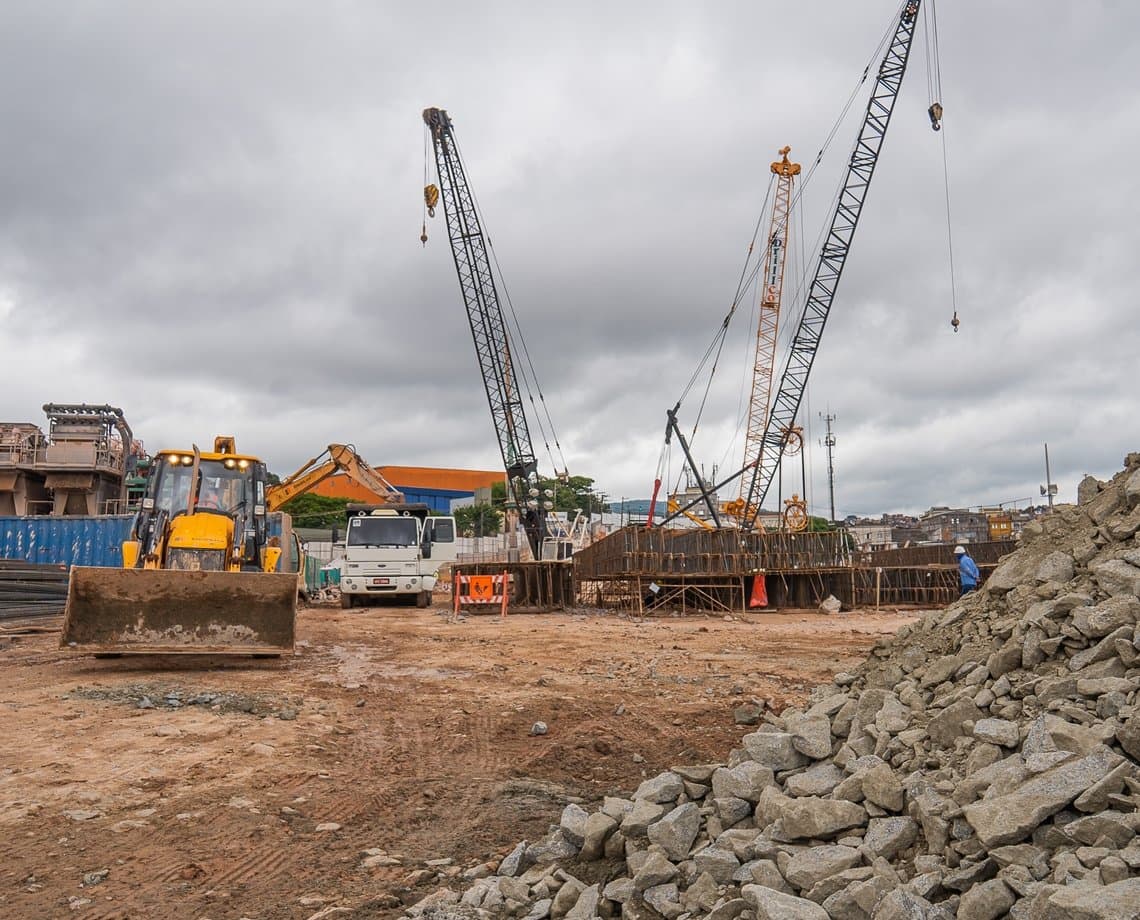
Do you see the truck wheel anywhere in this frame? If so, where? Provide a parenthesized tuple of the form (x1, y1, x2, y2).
(415, 591, 430, 609)
(341, 593, 355, 610)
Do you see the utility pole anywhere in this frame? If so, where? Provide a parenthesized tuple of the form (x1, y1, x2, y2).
(822, 412, 837, 523)
(1040, 443, 1057, 512)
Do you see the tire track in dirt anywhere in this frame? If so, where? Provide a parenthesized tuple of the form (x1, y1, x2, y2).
(0, 608, 911, 919)
(210, 844, 293, 889)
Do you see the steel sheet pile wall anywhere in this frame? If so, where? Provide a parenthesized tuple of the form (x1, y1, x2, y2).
(853, 565, 963, 607)
(863, 541, 1012, 568)
(741, 530, 852, 569)
(0, 515, 134, 568)
(573, 526, 851, 578)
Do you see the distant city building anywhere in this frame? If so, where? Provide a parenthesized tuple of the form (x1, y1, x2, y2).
(847, 522, 894, 551)
(982, 508, 1014, 541)
(919, 507, 990, 545)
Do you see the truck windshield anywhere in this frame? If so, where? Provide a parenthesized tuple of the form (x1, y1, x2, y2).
(348, 516, 418, 547)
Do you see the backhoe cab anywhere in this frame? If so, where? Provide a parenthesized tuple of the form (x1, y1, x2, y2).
(127, 439, 281, 573)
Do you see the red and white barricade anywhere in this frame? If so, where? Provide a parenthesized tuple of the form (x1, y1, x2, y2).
(453, 571, 511, 616)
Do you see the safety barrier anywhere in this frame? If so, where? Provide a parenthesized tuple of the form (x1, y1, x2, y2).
(453, 570, 511, 616)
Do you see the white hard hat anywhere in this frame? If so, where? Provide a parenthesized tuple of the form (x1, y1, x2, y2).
(954, 545, 966, 554)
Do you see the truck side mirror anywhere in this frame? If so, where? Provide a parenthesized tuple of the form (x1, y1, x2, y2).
(421, 537, 432, 559)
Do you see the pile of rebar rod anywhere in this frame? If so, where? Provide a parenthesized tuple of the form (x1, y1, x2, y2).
(0, 559, 69, 619)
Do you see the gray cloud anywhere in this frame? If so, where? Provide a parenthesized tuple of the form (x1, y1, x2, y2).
(0, 1, 1136, 518)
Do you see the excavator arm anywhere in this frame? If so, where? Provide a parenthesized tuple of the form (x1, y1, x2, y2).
(667, 497, 716, 531)
(267, 444, 404, 511)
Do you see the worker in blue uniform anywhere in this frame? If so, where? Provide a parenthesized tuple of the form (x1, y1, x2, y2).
(955, 545, 980, 596)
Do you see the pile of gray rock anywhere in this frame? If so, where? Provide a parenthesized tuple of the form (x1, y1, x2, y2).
(411, 454, 1140, 920)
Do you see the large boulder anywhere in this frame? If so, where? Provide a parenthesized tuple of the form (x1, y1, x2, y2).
(711, 762, 776, 802)
(783, 845, 862, 891)
(775, 796, 867, 840)
(927, 699, 984, 748)
(559, 803, 589, 847)
(1038, 877, 1140, 920)
(963, 748, 1121, 847)
(634, 771, 684, 803)
(743, 731, 811, 771)
(1125, 467, 1140, 507)
(741, 885, 830, 920)
(985, 552, 1036, 594)
(632, 851, 678, 893)
(956, 879, 1015, 920)
(785, 714, 833, 760)
(1035, 551, 1074, 585)
(785, 762, 845, 798)
(862, 817, 919, 860)
(1072, 596, 1140, 638)
(647, 802, 701, 861)
(578, 812, 618, 861)
(1089, 559, 1140, 598)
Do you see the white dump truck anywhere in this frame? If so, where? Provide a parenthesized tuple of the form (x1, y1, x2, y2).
(338, 503, 457, 608)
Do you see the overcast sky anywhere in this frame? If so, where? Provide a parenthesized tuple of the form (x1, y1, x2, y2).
(1, 1, 1136, 518)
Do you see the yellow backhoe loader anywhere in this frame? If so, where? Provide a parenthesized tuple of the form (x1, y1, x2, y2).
(61, 437, 298, 655)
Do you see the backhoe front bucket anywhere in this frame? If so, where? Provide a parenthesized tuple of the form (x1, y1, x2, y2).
(61, 567, 297, 655)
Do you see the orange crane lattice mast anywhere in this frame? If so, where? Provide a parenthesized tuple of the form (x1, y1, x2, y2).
(738, 147, 800, 512)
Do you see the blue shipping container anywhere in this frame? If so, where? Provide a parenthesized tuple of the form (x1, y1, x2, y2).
(0, 515, 134, 569)
(0, 512, 291, 571)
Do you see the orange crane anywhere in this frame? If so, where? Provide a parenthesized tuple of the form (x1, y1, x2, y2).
(267, 444, 404, 510)
(723, 146, 801, 527)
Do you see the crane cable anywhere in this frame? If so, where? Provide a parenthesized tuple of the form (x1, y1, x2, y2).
(672, 5, 900, 437)
(656, 1, 924, 513)
(676, 176, 775, 413)
(707, 9, 898, 479)
(924, 0, 960, 332)
(452, 133, 572, 482)
(421, 131, 438, 247)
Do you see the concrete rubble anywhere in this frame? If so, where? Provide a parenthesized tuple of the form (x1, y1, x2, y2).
(410, 453, 1140, 920)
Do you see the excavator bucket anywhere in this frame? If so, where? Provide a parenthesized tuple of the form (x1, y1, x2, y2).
(61, 567, 297, 656)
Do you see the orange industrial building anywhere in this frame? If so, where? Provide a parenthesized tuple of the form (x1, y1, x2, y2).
(308, 465, 504, 512)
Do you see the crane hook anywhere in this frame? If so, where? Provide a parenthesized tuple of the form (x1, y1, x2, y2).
(928, 102, 943, 132)
(951, 310, 960, 333)
(424, 184, 439, 218)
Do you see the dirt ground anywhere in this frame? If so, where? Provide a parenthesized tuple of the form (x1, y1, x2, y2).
(0, 602, 918, 920)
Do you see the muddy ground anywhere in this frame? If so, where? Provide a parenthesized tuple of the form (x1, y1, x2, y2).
(0, 603, 917, 919)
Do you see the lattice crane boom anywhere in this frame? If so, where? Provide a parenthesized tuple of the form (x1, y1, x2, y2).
(422, 107, 546, 559)
(739, 147, 800, 507)
(742, 1, 924, 521)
